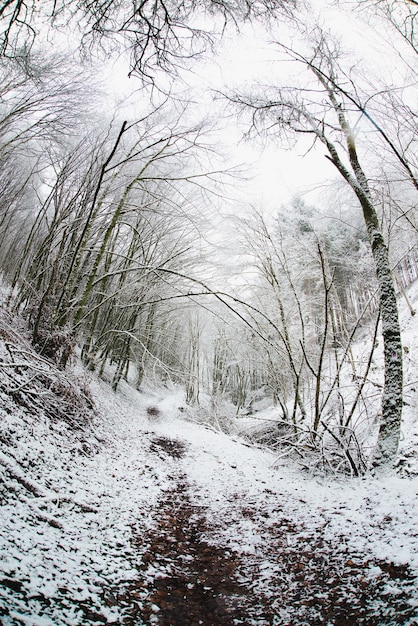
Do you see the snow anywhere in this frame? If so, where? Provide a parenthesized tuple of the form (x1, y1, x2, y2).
(1, 287, 418, 623)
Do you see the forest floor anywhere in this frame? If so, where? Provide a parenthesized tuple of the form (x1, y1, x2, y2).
(1, 306, 418, 624)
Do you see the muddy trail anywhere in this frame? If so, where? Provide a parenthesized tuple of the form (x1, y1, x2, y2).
(134, 478, 248, 625)
(104, 436, 418, 626)
(112, 435, 254, 625)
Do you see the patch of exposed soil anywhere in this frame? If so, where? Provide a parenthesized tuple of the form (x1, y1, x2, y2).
(112, 479, 418, 626)
(149, 436, 188, 459)
(223, 506, 418, 625)
(119, 477, 249, 625)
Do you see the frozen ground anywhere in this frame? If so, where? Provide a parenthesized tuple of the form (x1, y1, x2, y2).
(0, 298, 418, 624)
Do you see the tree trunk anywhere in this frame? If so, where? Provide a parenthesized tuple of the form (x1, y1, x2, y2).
(358, 198, 403, 468)
(324, 131, 403, 468)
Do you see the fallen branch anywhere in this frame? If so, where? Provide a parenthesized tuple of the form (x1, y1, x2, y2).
(0, 450, 98, 514)
(0, 450, 45, 497)
(22, 499, 65, 530)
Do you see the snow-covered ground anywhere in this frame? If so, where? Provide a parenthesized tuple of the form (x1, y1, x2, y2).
(1, 287, 418, 624)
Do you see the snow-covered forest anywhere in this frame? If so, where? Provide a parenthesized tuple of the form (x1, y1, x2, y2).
(0, 0, 417, 623)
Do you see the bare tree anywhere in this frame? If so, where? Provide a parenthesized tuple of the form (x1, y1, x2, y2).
(230, 29, 412, 467)
(0, 51, 94, 157)
(0, 0, 295, 81)
(355, 0, 418, 55)
(0, 49, 99, 295)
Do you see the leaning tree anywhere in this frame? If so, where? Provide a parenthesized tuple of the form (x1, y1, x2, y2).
(230, 23, 418, 467)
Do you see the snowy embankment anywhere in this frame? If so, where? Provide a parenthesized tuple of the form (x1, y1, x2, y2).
(0, 309, 177, 624)
(0, 297, 418, 623)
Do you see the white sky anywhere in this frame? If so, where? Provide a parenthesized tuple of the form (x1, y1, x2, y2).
(90, 0, 416, 224)
(178, 0, 415, 211)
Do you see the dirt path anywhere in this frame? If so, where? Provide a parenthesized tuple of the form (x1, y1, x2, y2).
(134, 477, 248, 625)
(114, 436, 253, 625)
(105, 435, 418, 625)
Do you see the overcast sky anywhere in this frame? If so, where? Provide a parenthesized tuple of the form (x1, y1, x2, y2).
(91, 0, 416, 224)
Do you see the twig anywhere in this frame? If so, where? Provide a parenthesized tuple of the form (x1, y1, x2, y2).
(320, 421, 360, 477)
